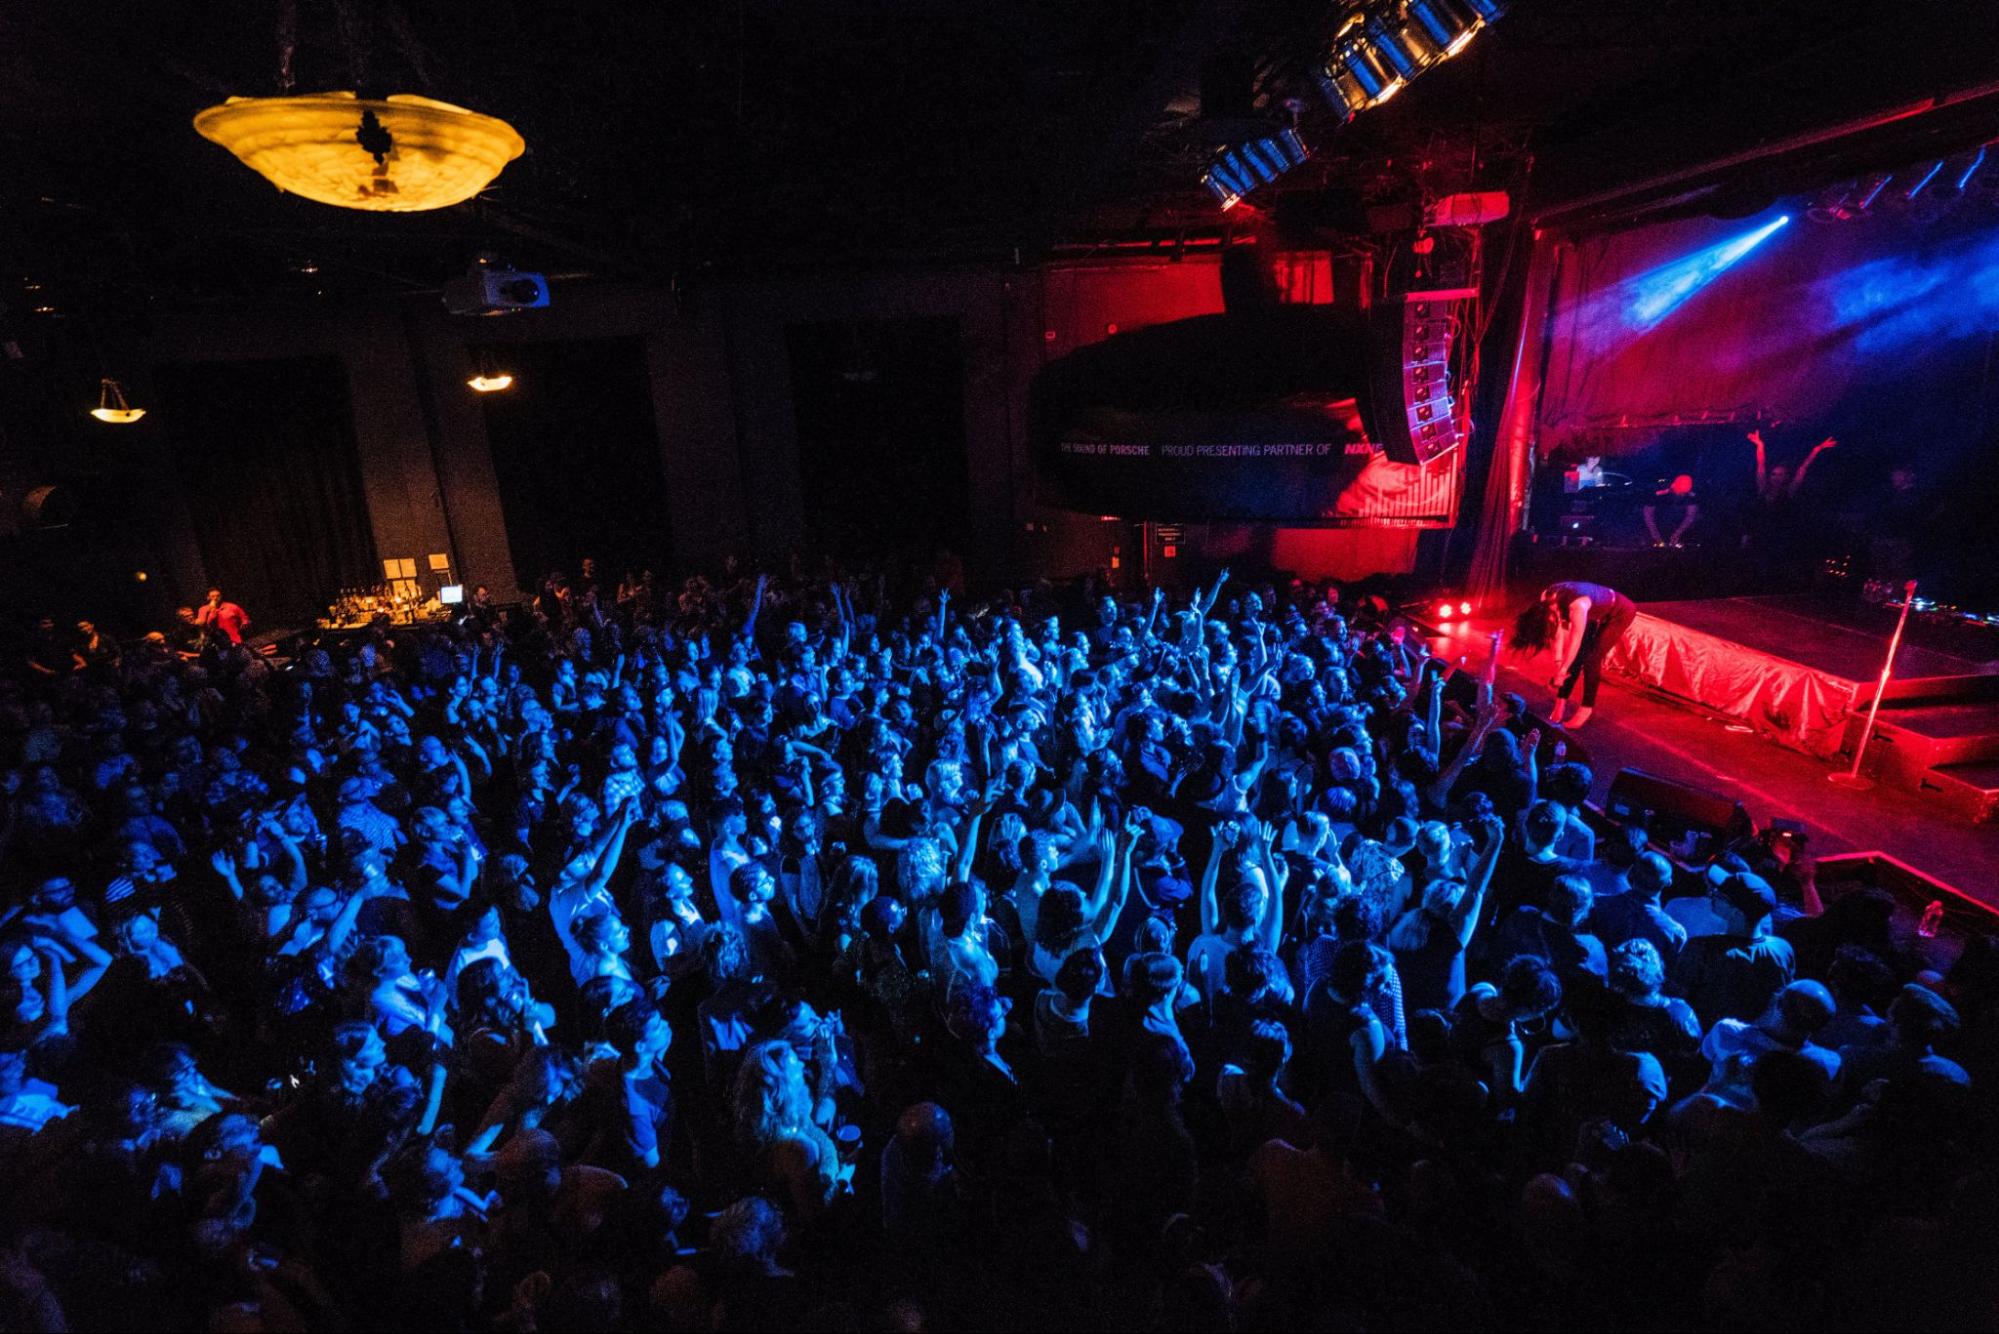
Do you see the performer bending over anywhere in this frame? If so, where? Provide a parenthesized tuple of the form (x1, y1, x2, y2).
(1511, 580, 1638, 730)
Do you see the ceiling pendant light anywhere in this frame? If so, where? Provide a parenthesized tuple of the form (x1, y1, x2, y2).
(466, 347, 515, 393)
(90, 377, 146, 424)
(194, 92, 525, 212)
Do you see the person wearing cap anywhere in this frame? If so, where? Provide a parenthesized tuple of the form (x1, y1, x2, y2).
(1670, 872, 1795, 1028)
(1693, 979, 1842, 1111)
(1109, 810, 1194, 964)
(1831, 983, 1971, 1103)
(1663, 858, 1738, 940)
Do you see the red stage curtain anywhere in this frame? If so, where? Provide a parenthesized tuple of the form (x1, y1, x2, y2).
(1468, 232, 1558, 603)
(1533, 212, 1885, 451)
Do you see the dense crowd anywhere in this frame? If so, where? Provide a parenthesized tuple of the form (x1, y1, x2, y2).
(0, 561, 1993, 1331)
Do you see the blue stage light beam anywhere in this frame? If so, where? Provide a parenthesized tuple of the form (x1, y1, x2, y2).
(1623, 214, 1791, 332)
(1902, 160, 1943, 201)
(1823, 226, 1999, 354)
(1956, 146, 1986, 191)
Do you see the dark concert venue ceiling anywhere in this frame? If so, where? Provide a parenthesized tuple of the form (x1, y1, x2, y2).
(4, 0, 1999, 311)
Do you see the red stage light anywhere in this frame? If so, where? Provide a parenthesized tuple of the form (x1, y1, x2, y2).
(1436, 600, 1454, 621)
(1459, 601, 1472, 615)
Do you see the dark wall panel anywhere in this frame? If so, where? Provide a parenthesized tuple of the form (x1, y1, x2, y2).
(154, 357, 378, 628)
(476, 337, 671, 591)
(785, 317, 970, 562)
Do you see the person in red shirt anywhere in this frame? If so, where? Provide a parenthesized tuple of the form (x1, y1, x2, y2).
(194, 587, 251, 646)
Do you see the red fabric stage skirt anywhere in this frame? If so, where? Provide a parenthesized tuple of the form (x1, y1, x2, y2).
(1603, 611, 1860, 757)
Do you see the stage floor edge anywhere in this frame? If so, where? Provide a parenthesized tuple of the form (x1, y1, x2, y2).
(1439, 617, 1999, 911)
(1637, 596, 1995, 684)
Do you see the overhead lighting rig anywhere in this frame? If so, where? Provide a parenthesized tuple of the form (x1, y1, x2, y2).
(1315, 0, 1505, 122)
(1198, 0, 1509, 211)
(1806, 146, 1996, 223)
(1202, 125, 1312, 210)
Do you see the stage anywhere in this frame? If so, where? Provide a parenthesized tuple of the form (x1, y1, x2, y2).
(1437, 605, 1999, 908)
(1596, 594, 1997, 758)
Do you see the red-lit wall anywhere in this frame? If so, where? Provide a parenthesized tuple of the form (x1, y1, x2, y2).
(1025, 249, 1415, 583)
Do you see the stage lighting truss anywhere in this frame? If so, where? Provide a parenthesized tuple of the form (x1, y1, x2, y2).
(1805, 145, 1997, 223)
(1202, 0, 1506, 209)
(1314, 0, 1503, 123)
(1409, 0, 1487, 57)
(1202, 126, 1312, 210)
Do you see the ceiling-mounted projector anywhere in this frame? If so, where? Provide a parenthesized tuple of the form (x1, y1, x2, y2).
(443, 267, 550, 315)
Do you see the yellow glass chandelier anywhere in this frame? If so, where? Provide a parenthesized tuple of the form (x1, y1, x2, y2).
(193, 92, 525, 212)
(91, 378, 146, 424)
(466, 346, 515, 393)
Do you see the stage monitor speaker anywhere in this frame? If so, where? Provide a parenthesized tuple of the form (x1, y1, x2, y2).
(1370, 296, 1463, 466)
(1605, 767, 1752, 862)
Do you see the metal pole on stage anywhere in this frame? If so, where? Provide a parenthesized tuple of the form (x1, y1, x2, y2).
(1829, 580, 1918, 792)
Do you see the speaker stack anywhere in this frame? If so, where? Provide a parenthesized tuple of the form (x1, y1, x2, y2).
(1371, 295, 1465, 466)
(1604, 767, 1753, 862)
